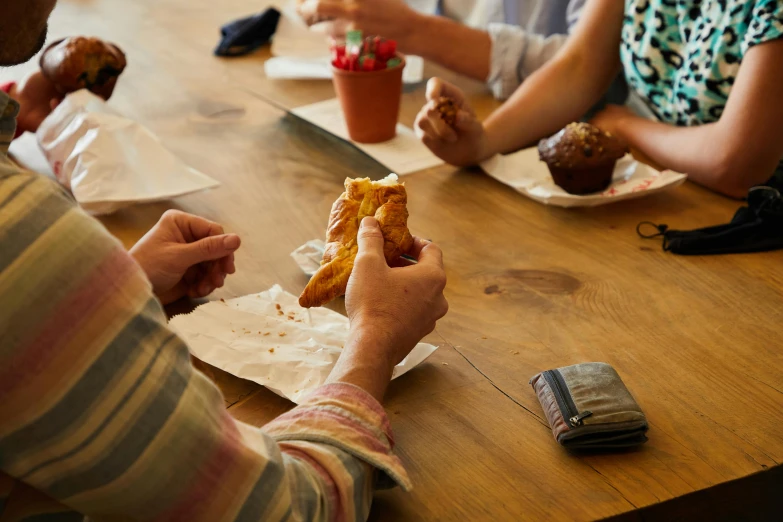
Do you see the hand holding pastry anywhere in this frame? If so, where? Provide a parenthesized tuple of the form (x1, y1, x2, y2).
(299, 174, 414, 308)
(415, 77, 488, 167)
(10, 70, 63, 134)
(346, 218, 448, 360)
(328, 217, 448, 401)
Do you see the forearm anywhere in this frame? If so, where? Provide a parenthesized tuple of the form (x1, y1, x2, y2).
(482, 53, 620, 157)
(399, 12, 491, 82)
(619, 117, 779, 198)
(327, 325, 396, 402)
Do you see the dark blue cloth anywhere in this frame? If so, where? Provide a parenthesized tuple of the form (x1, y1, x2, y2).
(215, 8, 281, 57)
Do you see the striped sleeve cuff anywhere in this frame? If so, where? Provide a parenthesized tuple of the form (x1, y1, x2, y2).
(0, 90, 19, 154)
(264, 383, 412, 492)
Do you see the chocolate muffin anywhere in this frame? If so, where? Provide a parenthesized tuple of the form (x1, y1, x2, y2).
(538, 122, 628, 195)
(40, 37, 127, 101)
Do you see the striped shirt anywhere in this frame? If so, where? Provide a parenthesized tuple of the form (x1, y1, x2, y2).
(0, 90, 410, 521)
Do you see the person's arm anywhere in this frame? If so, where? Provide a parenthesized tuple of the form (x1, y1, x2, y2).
(590, 40, 783, 199)
(481, 0, 624, 155)
(299, 0, 492, 80)
(0, 174, 447, 520)
(414, 0, 624, 166)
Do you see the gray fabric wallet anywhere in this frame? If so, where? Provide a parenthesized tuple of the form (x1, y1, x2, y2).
(530, 362, 649, 449)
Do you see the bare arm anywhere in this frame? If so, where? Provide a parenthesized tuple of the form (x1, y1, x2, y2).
(595, 40, 783, 198)
(401, 12, 491, 81)
(482, 0, 625, 155)
(415, 0, 626, 166)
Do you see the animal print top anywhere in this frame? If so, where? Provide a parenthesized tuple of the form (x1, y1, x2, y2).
(620, 0, 783, 126)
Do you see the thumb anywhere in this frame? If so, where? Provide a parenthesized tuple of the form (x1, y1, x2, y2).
(356, 217, 385, 257)
(180, 234, 241, 265)
(425, 77, 444, 102)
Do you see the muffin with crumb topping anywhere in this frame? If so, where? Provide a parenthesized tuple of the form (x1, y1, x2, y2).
(538, 122, 628, 195)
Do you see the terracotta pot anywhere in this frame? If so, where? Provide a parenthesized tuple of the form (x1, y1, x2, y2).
(332, 57, 405, 144)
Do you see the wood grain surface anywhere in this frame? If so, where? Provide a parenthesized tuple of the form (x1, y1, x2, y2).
(3, 0, 782, 520)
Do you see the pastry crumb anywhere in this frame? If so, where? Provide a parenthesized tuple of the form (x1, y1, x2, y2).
(481, 336, 487, 340)
(275, 304, 282, 311)
(231, 329, 235, 333)
(268, 348, 275, 353)
(442, 362, 449, 366)
(277, 310, 284, 316)
(220, 298, 225, 303)
(263, 332, 270, 336)
(278, 332, 286, 337)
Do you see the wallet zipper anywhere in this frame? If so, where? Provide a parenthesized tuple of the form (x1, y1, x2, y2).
(543, 370, 593, 427)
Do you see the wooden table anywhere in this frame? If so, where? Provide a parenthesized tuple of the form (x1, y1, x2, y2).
(5, 0, 783, 520)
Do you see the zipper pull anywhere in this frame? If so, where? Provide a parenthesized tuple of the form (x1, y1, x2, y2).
(569, 410, 593, 427)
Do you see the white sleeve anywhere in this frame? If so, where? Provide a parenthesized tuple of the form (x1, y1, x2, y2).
(486, 23, 569, 100)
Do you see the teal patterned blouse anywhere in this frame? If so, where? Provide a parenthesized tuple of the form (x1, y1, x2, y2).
(620, 0, 783, 126)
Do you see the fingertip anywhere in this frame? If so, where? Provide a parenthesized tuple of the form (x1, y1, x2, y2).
(223, 234, 241, 250)
(360, 216, 379, 229)
(425, 77, 443, 100)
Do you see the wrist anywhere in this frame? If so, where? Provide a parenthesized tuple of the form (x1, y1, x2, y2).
(477, 122, 498, 161)
(327, 325, 397, 401)
(345, 317, 398, 371)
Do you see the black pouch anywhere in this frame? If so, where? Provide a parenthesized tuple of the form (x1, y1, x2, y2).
(637, 186, 783, 255)
(215, 8, 281, 57)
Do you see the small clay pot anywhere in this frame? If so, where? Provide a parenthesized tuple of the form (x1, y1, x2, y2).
(332, 56, 405, 144)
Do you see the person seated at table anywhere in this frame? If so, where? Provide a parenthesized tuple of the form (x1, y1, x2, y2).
(0, 2, 448, 520)
(413, 0, 783, 199)
(298, 0, 629, 103)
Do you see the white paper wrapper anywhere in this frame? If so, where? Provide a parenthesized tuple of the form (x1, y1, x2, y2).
(290, 239, 326, 276)
(169, 285, 438, 404)
(36, 90, 219, 215)
(480, 147, 687, 208)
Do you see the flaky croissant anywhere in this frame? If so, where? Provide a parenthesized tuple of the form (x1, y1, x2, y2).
(299, 174, 414, 308)
(40, 36, 127, 100)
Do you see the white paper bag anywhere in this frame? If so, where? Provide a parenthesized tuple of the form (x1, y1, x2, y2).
(170, 285, 438, 404)
(36, 90, 219, 215)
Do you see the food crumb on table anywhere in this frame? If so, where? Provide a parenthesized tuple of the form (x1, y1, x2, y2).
(263, 332, 270, 336)
(275, 303, 282, 311)
(220, 298, 225, 303)
(278, 332, 286, 337)
(269, 348, 275, 353)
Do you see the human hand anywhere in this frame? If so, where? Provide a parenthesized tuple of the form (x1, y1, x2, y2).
(296, 0, 418, 45)
(11, 71, 63, 134)
(329, 217, 448, 400)
(346, 217, 448, 366)
(415, 78, 489, 167)
(588, 104, 637, 141)
(129, 210, 241, 305)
